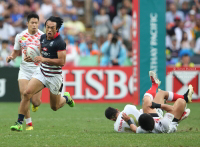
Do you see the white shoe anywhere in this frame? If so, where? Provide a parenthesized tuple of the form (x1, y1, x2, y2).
(149, 71, 161, 86)
(179, 108, 190, 123)
(188, 85, 193, 103)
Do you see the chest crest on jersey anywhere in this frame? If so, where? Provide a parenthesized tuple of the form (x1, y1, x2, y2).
(50, 41, 54, 46)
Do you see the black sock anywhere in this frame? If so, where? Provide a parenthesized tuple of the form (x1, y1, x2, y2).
(172, 118, 179, 122)
(17, 114, 25, 124)
(183, 90, 189, 103)
(63, 95, 69, 103)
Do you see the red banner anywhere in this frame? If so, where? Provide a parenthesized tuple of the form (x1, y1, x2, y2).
(132, 0, 140, 104)
(41, 67, 138, 104)
(166, 66, 200, 102)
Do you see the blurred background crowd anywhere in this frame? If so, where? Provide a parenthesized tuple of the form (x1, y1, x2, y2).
(1, 0, 200, 68)
(166, 0, 200, 67)
(0, 0, 132, 67)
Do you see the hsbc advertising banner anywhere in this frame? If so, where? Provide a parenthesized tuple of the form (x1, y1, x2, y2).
(166, 66, 200, 101)
(41, 67, 137, 104)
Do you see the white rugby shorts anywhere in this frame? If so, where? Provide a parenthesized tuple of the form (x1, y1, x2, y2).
(18, 66, 38, 80)
(32, 67, 63, 95)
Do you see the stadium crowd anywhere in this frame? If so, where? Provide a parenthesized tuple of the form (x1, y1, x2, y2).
(166, 0, 200, 67)
(0, 0, 132, 67)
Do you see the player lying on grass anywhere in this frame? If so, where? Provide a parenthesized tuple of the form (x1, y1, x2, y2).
(10, 16, 75, 132)
(122, 71, 193, 133)
(105, 71, 193, 133)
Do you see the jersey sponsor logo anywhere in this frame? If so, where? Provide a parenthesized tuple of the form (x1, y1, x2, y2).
(50, 41, 54, 46)
(118, 119, 123, 131)
(42, 51, 50, 57)
(21, 36, 26, 40)
(43, 47, 48, 51)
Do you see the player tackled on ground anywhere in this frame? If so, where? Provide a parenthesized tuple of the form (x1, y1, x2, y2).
(10, 16, 75, 131)
(7, 13, 43, 131)
(105, 71, 193, 133)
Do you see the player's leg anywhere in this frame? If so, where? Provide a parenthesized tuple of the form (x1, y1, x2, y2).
(10, 78, 44, 131)
(167, 99, 186, 120)
(142, 71, 161, 114)
(31, 90, 42, 112)
(154, 85, 193, 104)
(18, 79, 33, 130)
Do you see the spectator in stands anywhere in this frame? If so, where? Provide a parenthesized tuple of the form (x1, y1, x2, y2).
(117, 0, 132, 16)
(180, 1, 189, 17)
(112, 6, 131, 51)
(99, 33, 126, 66)
(64, 37, 79, 66)
(194, 37, 200, 55)
(181, 31, 191, 49)
(34, 2, 45, 30)
(184, 10, 196, 31)
(191, 15, 200, 40)
(166, 36, 181, 65)
(40, 0, 53, 19)
(176, 49, 194, 67)
(60, 0, 77, 20)
(95, 7, 112, 47)
(64, 15, 85, 36)
(79, 33, 98, 56)
(0, 40, 14, 67)
(93, 0, 103, 16)
(61, 25, 75, 45)
(166, 3, 184, 24)
(10, 3, 24, 33)
(102, 0, 115, 21)
(0, 16, 16, 42)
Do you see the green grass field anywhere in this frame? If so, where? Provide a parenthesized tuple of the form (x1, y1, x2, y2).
(0, 103, 200, 147)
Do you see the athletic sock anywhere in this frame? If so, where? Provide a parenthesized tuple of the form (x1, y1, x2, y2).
(63, 95, 69, 103)
(167, 91, 184, 101)
(25, 118, 32, 126)
(144, 83, 158, 100)
(17, 114, 25, 124)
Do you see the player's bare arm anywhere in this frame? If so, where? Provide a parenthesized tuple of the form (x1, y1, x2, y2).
(122, 112, 137, 133)
(34, 50, 66, 66)
(6, 50, 21, 63)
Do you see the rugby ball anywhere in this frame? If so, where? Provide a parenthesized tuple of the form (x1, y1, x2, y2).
(26, 45, 40, 60)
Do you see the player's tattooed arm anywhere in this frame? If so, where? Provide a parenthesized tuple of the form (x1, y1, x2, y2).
(122, 112, 137, 133)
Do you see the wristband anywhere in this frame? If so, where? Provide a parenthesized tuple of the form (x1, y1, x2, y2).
(151, 102, 161, 108)
(127, 119, 133, 126)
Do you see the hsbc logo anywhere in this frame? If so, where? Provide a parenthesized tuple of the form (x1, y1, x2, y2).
(61, 69, 136, 100)
(166, 69, 200, 99)
(0, 79, 6, 98)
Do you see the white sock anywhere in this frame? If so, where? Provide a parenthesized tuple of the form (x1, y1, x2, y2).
(144, 93, 153, 101)
(167, 91, 173, 101)
(25, 118, 32, 124)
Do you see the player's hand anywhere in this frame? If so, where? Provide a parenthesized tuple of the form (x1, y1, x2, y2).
(34, 56, 44, 63)
(6, 56, 13, 63)
(24, 55, 33, 62)
(121, 112, 130, 122)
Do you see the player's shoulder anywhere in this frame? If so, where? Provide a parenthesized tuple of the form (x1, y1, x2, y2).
(124, 104, 136, 111)
(38, 29, 44, 35)
(17, 29, 28, 37)
(54, 34, 65, 45)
